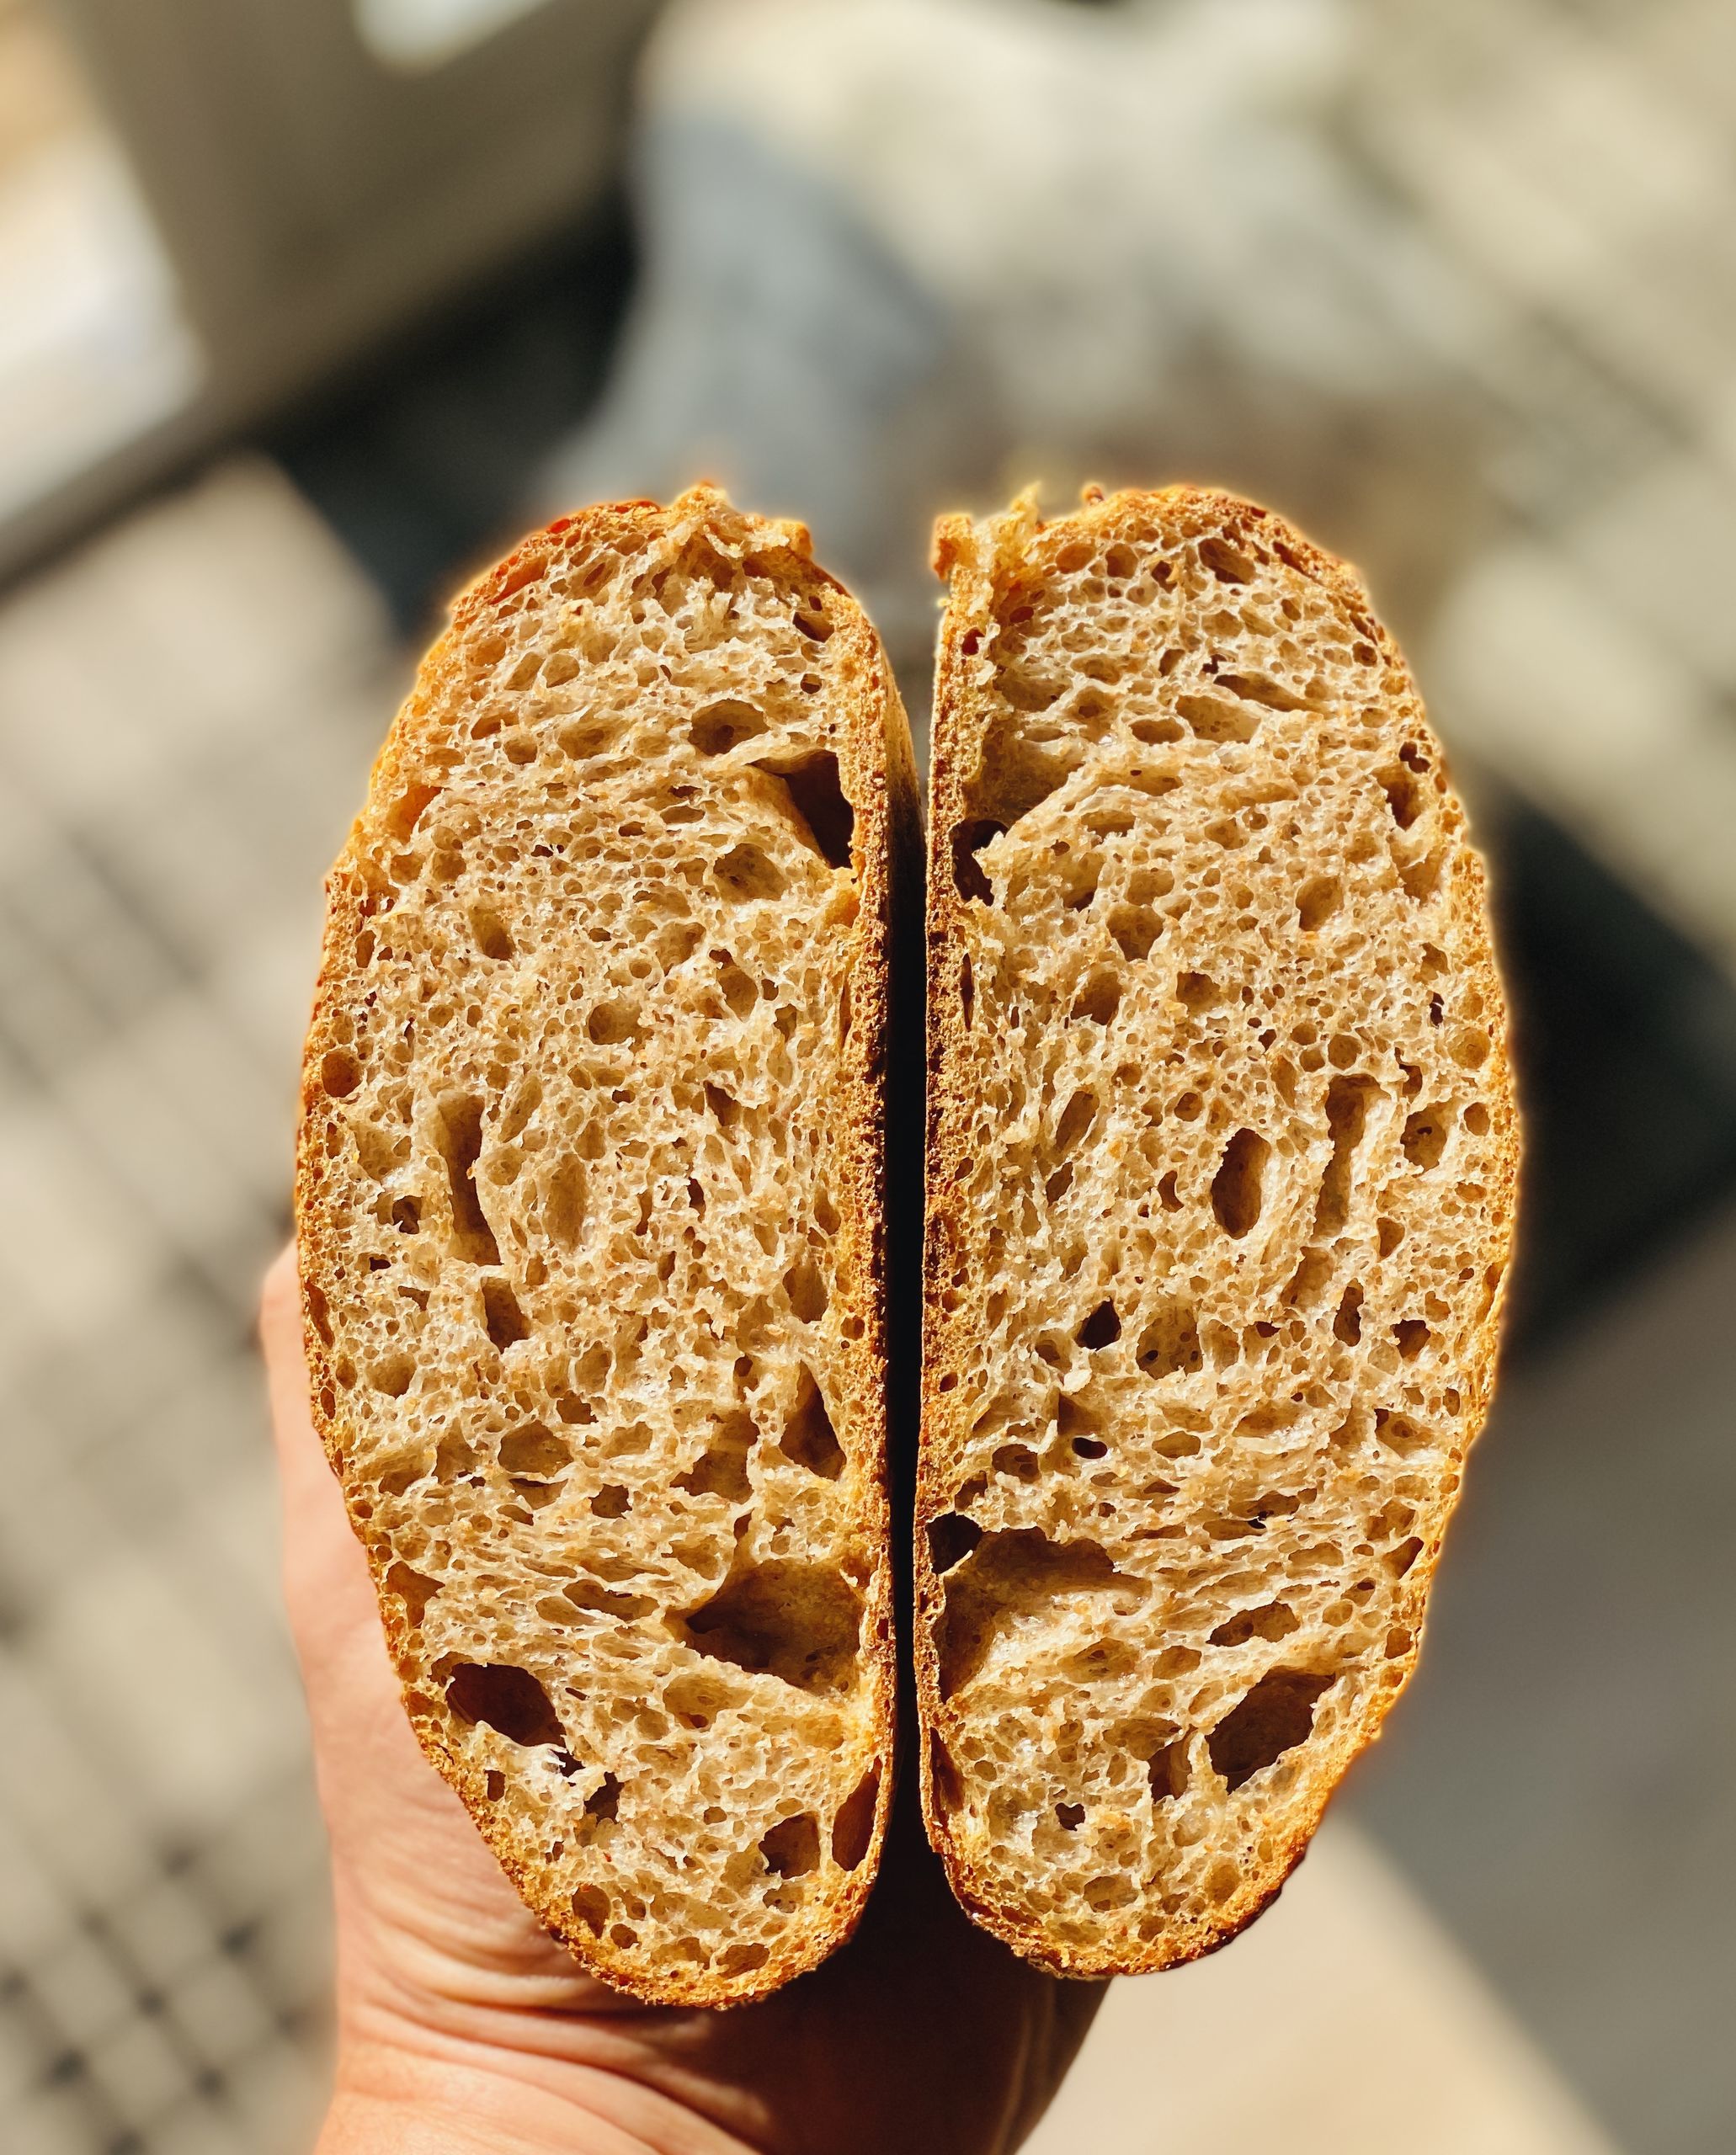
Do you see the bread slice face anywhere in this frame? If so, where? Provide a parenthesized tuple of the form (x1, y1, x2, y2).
(917, 487, 1518, 1977)
(296, 488, 918, 2005)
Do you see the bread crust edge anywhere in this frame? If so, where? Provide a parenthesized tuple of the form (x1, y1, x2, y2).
(914, 484, 1521, 1978)
(293, 490, 915, 2007)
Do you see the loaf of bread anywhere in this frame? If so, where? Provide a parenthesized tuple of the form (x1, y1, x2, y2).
(917, 485, 1518, 1975)
(296, 488, 919, 2004)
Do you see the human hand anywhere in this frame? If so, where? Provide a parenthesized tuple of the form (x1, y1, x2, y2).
(261, 1247, 1103, 2155)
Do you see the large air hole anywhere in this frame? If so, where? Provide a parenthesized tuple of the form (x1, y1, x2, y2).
(1136, 1301, 1201, 1379)
(674, 1411, 757, 1501)
(1211, 1129, 1270, 1239)
(977, 724, 1083, 827)
(482, 1278, 529, 1349)
(584, 1773, 622, 1822)
(470, 907, 514, 961)
(1217, 672, 1311, 712)
(571, 1885, 609, 1935)
(952, 819, 1005, 904)
(384, 780, 441, 839)
(997, 670, 1064, 714)
(713, 954, 758, 1020)
(1296, 875, 1342, 932)
(1315, 1077, 1379, 1237)
(1108, 905, 1162, 961)
(370, 1354, 414, 1397)
(499, 1423, 569, 1477)
(716, 844, 785, 902)
(831, 1764, 880, 1870)
(1374, 1409, 1434, 1455)
(435, 1429, 477, 1481)
(1380, 762, 1426, 829)
(322, 1049, 361, 1099)
(1054, 1088, 1098, 1155)
(587, 999, 638, 1046)
(1198, 535, 1256, 584)
(386, 1562, 440, 1620)
(1077, 1301, 1121, 1349)
(445, 1663, 566, 1748)
(679, 1561, 861, 1692)
(927, 1513, 983, 1574)
(1147, 1737, 1189, 1802)
(936, 1530, 1144, 1698)
(780, 1370, 844, 1479)
(565, 1578, 656, 1620)
(665, 1671, 738, 1728)
(436, 1096, 500, 1264)
(544, 1160, 585, 1249)
(1055, 1393, 1098, 1440)
(558, 718, 620, 759)
(784, 1256, 828, 1322)
(1401, 1107, 1449, 1169)
(768, 752, 855, 870)
(1207, 1669, 1334, 1791)
(1399, 846, 1445, 902)
(1177, 694, 1259, 744)
(1072, 971, 1121, 1024)
(760, 1812, 821, 1878)
(690, 700, 767, 755)
(1210, 1601, 1299, 1647)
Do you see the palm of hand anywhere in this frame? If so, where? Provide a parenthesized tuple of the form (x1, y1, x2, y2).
(264, 1253, 1100, 2155)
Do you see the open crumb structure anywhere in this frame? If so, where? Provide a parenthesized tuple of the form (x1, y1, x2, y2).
(918, 486, 1518, 1976)
(296, 488, 916, 2004)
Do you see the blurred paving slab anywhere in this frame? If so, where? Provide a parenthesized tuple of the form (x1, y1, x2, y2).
(1350, 1196, 1736, 2155)
(0, 456, 397, 2155)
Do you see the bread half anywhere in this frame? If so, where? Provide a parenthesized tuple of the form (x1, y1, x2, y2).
(917, 486, 1518, 1976)
(296, 488, 918, 2004)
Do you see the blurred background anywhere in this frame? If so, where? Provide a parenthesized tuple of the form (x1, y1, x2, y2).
(2, 1, 1733, 2150)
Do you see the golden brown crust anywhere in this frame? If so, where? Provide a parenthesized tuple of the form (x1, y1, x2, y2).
(916, 485, 1520, 1977)
(296, 489, 914, 2005)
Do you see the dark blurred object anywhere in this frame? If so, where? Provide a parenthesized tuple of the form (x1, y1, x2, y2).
(1490, 800, 1736, 1355)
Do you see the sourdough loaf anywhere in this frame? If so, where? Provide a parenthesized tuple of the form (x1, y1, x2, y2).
(296, 488, 919, 2004)
(917, 486, 1518, 1975)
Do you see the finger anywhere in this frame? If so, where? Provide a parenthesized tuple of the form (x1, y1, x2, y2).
(259, 1239, 332, 1499)
(258, 1241, 391, 1673)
